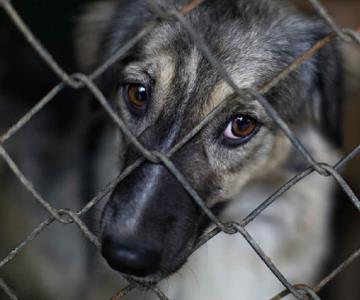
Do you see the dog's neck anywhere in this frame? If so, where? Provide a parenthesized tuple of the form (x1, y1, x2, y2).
(155, 126, 339, 300)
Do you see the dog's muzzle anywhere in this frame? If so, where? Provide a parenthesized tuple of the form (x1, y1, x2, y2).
(102, 236, 161, 277)
(100, 162, 201, 279)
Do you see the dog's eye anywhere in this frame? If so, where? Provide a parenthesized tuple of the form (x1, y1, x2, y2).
(124, 84, 148, 112)
(224, 115, 258, 141)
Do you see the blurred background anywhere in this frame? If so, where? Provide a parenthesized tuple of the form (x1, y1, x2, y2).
(0, 0, 359, 299)
(295, 1, 360, 299)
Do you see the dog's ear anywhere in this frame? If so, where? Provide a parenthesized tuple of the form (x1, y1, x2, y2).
(74, 1, 119, 72)
(74, 0, 173, 72)
(74, 0, 159, 102)
(309, 26, 343, 146)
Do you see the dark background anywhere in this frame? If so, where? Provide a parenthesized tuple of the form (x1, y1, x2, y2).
(0, 0, 359, 299)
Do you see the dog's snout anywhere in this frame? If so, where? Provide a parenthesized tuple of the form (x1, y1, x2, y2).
(101, 236, 161, 277)
(100, 161, 203, 279)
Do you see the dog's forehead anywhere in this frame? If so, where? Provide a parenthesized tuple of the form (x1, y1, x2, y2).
(117, 1, 309, 124)
(138, 27, 275, 115)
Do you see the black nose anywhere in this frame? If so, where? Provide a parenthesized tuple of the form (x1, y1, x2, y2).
(101, 236, 161, 277)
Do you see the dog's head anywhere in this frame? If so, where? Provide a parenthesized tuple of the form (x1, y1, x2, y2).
(76, 0, 342, 281)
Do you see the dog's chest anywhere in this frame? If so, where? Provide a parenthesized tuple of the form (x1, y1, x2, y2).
(156, 168, 335, 300)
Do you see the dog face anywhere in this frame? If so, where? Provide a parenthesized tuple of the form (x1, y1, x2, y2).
(77, 0, 342, 281)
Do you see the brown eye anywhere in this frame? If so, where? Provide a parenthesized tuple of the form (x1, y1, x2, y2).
(224, 115, 258, 141)
(125, 84, 148, 110)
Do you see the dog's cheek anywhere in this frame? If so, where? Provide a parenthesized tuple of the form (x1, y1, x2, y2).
(206, 133, 291, 207)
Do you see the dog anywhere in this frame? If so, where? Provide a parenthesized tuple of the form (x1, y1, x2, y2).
(75, 0, 343, 299)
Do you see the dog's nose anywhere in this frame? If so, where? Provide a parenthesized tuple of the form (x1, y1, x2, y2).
(101, 236, 161, 277)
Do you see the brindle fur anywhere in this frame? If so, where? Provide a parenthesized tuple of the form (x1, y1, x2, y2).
(76, 0, 343, 299)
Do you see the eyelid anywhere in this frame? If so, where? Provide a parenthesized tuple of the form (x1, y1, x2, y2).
(225, 111, 260, 126)
(225, 95, 268, 122)
(229, 109, 261, 120)
(120, 78, 148, 87)
(119, 70, 155, 87)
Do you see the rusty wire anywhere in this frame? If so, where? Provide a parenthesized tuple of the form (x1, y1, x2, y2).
(0, 0, 359, 299)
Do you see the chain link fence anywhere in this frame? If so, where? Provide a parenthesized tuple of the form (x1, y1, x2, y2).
(0, 0, 359, 299)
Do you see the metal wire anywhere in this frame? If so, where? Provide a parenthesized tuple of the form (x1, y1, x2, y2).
(0, 0, 359, 299)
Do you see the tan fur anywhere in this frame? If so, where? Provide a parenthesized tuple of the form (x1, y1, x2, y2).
(72, 2, 343, 299)
(202, 75, 264, 119)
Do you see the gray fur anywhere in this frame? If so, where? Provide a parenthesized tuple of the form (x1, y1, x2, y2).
(75, 0, 343, 298)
